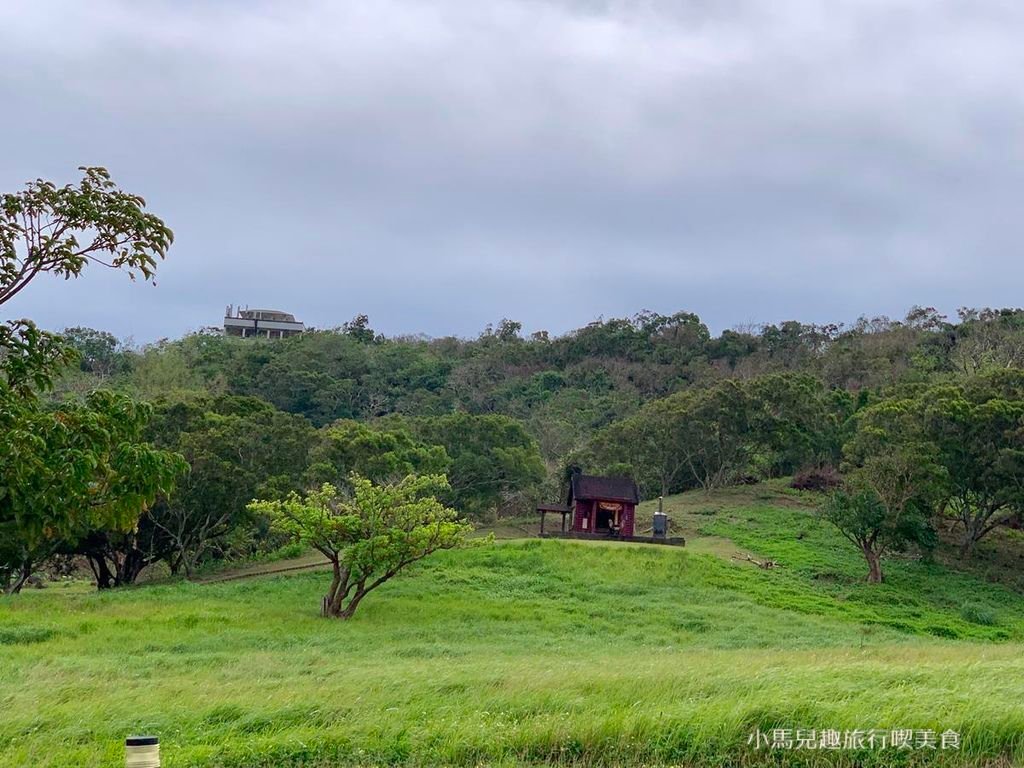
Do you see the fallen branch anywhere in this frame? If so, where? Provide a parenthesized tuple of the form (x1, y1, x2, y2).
(731, 553, 781, 570)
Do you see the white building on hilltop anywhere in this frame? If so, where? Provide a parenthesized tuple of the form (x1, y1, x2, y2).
(224, 305, 305, 339)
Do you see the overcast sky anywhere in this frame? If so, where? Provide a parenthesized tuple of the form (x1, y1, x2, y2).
(1, 0, 1022, 342)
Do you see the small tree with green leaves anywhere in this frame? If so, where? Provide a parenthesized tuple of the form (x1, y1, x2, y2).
(822, 472, 936, 584)
(249, 474, 472, 618)
(823, 396, 944, 583)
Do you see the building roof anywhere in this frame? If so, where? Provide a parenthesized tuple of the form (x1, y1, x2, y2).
(569, 473, 639, 504)
(536, 503, 572, 513)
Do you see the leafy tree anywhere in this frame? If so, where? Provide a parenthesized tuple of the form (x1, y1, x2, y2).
(596, 381, 751, 496)
(0, 320, 76, 396)
(746, 373, 849, 476)
(128, 341, 210, 400)
(342, 314, 378, 344)
(951, 308, 1024, 375)
(304, 419, 449, 489)
(821, 484, 933, 584)
(249, 474, 471, 618)
(921, 373, 1024, 557)
(61, 326, 128, 377)
(1, 166, 172, 306)
(72, 517, 174, 590)
(705, 328, 758, 370)
(826, 397, 945, 583)
(139, 395, 315, 578)
(0, 167, 180, 593)
(406, 413, 545, 518)
(1, 390, 185, 593)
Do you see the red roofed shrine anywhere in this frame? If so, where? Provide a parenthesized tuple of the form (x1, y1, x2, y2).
(537, 468, 684, 546)
(537, 468, 638, 537)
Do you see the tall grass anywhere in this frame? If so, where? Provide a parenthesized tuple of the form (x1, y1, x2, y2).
(2, 519, 1023, 766)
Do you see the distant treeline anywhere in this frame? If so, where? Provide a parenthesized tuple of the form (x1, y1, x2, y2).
(41, 306, 1024, 583)
(57, 305, 1024, 460)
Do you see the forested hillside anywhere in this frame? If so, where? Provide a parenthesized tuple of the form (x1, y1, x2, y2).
(61, 307, 1023, 441)
(57, 306, 1024, 466)
(11, 305, 1024, 587)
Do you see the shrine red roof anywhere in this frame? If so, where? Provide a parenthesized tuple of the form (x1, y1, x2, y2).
(569, 473, 639, 504)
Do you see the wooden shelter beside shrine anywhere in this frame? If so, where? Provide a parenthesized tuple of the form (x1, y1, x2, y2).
(537, 469, 639, 538)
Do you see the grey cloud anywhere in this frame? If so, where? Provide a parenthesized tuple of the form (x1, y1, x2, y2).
(1, 0, 1023, 340)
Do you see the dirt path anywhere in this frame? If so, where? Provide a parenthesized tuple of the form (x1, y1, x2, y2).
(196, 552, 331, 584)
(195, 523, 538, 584)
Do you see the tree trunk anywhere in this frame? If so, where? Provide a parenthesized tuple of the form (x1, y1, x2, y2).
(88, 554, 116, 590)
(322, 560, 345, 618)
(863, 547, 884, 584)
(116, 550, 147, 586)
(181, 548, 198, 581)
(958, 535, 977, 560)
(338, 588, 368, 620)
(959, 512, 995, 560)
(4, 561, 33, 596)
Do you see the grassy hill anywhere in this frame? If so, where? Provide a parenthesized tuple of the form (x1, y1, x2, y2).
(2, 484, 1024, 767)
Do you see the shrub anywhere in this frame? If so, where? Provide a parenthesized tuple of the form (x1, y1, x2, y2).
(0, 626, 58, 645)
(960, 602, 998, 626)
(790, 466, 841, 492)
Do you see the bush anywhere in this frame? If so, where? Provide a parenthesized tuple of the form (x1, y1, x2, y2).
(790, 466, 841, 492)
(960, 602, 998, 626)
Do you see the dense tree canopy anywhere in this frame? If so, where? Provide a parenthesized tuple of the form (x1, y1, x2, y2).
(304, 419, 449, 489)
(23, 293, 1024, 587)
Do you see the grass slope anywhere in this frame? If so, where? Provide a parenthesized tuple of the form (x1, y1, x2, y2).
(2, 485, 1024, 767)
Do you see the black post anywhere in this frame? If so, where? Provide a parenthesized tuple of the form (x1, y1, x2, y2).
(539, 510, 545, 535)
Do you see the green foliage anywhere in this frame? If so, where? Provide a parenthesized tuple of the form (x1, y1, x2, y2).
(0, 388, 186, 591)
(0, 166, 172, 306)
(61, 326, 128, 376)
(304, 418, 449, 489)
(960, 602, 998, 626)
(824, 397, 946, 582)
(918, 372, 1024, 556)
(34, 299, 1024, 574)
(595, 382, 749, 496)
(406, 412, 546, 518)
(592, 375, 843, 497)
(0, 320, 77, 397)
(141, 395, 316, 576)
(821, 488, 934, 583)
(249, 474, 472, 617)
(745, 373, 850, 475)
(50, 303, 1024, 521)
(0, 167, 184, 593)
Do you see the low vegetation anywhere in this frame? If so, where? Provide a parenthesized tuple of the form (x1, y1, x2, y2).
(3, 485, 1024, 767)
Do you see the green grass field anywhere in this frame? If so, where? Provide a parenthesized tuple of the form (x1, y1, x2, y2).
(3, 484, 1024, 767)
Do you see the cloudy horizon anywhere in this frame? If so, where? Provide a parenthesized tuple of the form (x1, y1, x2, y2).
(2, 0, 1023, 342)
